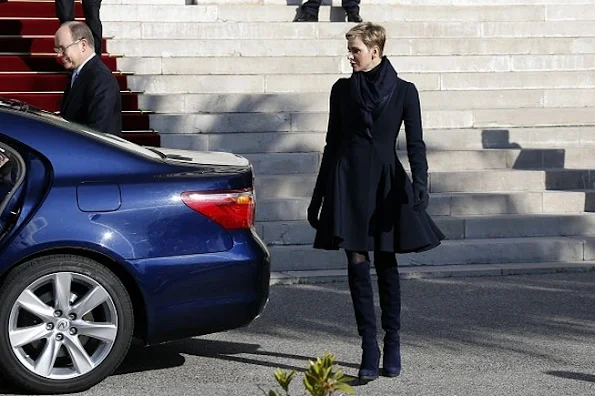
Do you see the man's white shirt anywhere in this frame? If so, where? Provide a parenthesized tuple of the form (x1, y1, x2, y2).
(71, 52, 96, 87)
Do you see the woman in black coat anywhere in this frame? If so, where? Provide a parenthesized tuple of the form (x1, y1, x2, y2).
(307, 22, 444, 384)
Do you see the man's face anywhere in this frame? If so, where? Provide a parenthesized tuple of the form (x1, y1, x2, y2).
(54, 27, 89, 70)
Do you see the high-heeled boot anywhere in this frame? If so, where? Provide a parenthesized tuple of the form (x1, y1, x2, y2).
(348, 261, 380, 384)
(375, 258, 402, 377)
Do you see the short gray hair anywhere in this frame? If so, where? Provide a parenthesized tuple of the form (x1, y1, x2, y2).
(64, 21, 95, 50)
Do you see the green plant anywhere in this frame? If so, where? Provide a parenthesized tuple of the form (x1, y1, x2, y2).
(262, 352, 354, 396)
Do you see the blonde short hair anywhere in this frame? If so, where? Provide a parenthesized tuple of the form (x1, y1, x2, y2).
(345, 22, 386, 57)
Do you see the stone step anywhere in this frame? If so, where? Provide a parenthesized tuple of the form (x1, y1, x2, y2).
(150, 110, 472, 132)
(192, 0, 594, 5)
(233, 4, 592, 23)
(149, 107, 595, 133)
(100, 4, 573, 23)
(107, 37, 595, 57)
(257, 190, 595, 220)
(103, 0, 185, 4)
(136, 89, 595, 113)
(245, 152, 321, 175)
(101, 0, 595, 5)
(267, 236, 595, 271)
(243, 148, 595, 176)
(127, 73, 438, 93)
(433, 147, 595, 170)
(101, 4, 218, 22)
(160, 131, 326, 154)
(103, 20, 595, 40)
(471, 108, 595, 128)
(85, 0, 595, 7)
(127, 71, 595, 93)
(442, 71, 595, 91)
(117, 55, 595, 75)
(160, 126, 595, 153)
(255, 213, 595, 245)
(254, 170, 595, 198)
(105, 21, 478, 40)
(420, 127, 595, 150)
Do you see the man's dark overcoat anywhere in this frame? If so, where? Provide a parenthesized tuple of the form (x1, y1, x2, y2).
(60, 56, 122, 136)
(312, 75, 444, 253)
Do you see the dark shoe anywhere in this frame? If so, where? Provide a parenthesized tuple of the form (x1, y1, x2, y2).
(359, 342, 380, 383)
(294, 8, 318, 22)
(382, 342, 401, 377)
(348, 261, 380, 383)
(375, 258, 402, 377)
(346, 11, 362, 22)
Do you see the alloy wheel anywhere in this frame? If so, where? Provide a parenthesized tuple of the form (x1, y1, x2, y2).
(8, 272, 118, 380)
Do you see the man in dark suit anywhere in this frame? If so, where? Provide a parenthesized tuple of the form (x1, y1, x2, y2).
(54, 21, 122, 136)
(295, 0, 362, 22)
(55, 0, 102, 56)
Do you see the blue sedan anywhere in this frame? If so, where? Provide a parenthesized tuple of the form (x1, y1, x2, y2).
(0, 98, 270, 394)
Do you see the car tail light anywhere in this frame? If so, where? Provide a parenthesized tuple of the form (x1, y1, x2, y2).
(180, 188, 255, 229)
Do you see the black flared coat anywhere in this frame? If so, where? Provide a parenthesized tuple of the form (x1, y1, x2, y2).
(311, 76, 444, 253)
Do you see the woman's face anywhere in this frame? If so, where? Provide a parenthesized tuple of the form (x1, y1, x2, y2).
(347, 36, 380, 72)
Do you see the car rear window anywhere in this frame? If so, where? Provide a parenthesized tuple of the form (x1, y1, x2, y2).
(39, 112, 164, 161)
(75, 128, 164, 160)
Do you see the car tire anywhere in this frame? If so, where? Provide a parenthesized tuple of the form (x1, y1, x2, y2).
(0, 255, 134, 394)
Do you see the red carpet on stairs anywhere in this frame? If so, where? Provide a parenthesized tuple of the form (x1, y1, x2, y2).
(0, 74, 130, 91)
(8, 92, 141, 111)
(0, 37, 108, 53)
(0, 55, 118, 72)
(0, 0, 160, 147)
(0, 1, 83, 17)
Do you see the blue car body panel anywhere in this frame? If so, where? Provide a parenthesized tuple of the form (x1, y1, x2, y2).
(0, 105, 270, 344)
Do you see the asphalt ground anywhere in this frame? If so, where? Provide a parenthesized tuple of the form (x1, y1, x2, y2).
(1, 272, 594, 396)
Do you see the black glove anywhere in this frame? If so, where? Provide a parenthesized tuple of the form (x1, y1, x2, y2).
(307, 195, 322, 229)
(412, 183, 429, 212)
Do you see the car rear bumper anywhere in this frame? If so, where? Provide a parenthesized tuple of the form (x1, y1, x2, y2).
(129, 229, 270, 344)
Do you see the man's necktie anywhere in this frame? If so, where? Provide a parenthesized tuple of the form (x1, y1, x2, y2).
(70, 70, 79, 88)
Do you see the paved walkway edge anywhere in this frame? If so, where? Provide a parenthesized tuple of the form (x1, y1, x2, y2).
(270, 261, 595, 285)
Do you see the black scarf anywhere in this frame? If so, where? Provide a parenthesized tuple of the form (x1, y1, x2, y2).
(350, 56, 398, 136)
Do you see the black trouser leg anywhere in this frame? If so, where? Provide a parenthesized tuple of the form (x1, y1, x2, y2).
(55, 0, 75, 24)
(300, 0, 321, 16)
(375, 251, 402, 377)
(82, 0, 102, 55)
(346, 251, 380, 383)
(341, 0, 360, 14)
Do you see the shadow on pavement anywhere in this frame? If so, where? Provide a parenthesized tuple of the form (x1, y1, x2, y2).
(115, 337, 360, 377)
(115, 342, 186, 375)
(178, 338, 359, 373)
(545, 371, 595, 383)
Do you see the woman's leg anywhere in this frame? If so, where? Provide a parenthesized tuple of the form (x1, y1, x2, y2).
(346, 250, 380, 383)
(374, 251, 402, 377)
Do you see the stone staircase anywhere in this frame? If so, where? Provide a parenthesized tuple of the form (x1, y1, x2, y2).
(100, 0, 595, 273)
